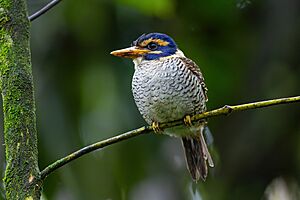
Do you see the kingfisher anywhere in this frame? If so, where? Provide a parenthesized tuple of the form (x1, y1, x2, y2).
(111, 33, 214, 181)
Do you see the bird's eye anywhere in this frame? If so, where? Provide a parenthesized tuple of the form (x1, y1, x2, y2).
(147, 42, 158, 50)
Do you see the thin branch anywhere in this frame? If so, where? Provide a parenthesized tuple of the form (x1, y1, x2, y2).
(40, 95, 300, 180)
(40, 126, 152, 180)
(28, 0, 62, 22)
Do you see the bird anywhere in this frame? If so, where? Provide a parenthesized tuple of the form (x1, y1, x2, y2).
(110, 32, 214, 181)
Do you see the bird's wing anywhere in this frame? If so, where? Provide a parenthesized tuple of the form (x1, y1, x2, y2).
(179, 57, 208, 102)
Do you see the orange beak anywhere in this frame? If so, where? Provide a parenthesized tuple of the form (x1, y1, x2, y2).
(110, 46, 150, 59)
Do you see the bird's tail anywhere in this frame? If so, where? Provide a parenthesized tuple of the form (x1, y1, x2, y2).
(181, 125, 214, 182)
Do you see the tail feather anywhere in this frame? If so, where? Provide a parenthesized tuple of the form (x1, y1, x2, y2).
(181, 126, 214, 181)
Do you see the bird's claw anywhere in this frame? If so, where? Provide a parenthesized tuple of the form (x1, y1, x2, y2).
(183, 115, 192, 126)
(152, 121, 161, 133)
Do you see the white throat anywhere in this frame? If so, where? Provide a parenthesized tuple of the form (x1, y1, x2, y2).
(133, 57, 143, 70)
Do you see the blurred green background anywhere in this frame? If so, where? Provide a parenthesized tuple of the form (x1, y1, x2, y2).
(1, 0, 300, 199)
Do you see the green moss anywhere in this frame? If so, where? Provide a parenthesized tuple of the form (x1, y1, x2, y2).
(0, 0, 41, 199)
(0, 8, 9, 25)
(0, 0, 11, 29)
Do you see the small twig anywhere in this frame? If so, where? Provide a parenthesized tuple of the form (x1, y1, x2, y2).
(28, 0, 62, 22)
(40, 95, 300, 180)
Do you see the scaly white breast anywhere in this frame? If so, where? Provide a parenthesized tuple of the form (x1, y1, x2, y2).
(132, 57, 205, 126)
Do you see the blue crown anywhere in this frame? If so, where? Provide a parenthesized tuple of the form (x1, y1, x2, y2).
(132, 33, 178, 60)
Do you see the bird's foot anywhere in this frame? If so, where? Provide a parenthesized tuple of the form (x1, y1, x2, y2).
(151, 121, 162, 133)
(183, 115, 193, 127)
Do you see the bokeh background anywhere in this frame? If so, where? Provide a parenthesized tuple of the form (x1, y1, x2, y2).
(1, 0, 300, 199)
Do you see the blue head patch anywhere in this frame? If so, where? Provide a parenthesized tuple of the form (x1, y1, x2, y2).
(132, 33, 178, 60)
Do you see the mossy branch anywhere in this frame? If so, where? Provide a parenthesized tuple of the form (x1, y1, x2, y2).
(0, 0, 41, 199)
(40, 95, 300, 180)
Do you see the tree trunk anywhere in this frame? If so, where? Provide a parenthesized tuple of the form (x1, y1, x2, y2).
(0, 0, 41, 199)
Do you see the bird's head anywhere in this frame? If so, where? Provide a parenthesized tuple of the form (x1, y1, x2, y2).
(111, 33, 182, 62)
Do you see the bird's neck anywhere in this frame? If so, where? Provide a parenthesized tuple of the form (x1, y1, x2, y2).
(159, 49, 185, 60)
(132, 49, 185, 69)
